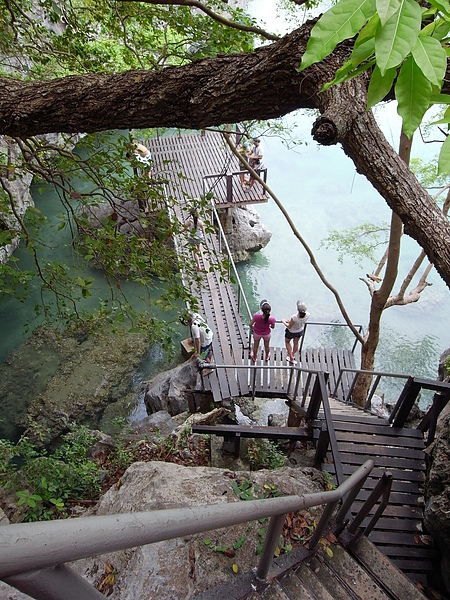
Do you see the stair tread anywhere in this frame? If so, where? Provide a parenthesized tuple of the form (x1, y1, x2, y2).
(310, 544, 391, 600)
(295, 563, 335, 600)
(350, 536, 427, 599)
(278, 570, 317, 600)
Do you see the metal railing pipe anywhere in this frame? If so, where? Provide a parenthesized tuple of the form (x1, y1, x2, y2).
(207, 197, 252, 322)
(334, 467, 372, 528)
(308, 500, 340, 550)
(0, 462, 375, 580)
(348, 472, 393, 536)
(3, 564, 105, 600)
(256, 513, 286, 580)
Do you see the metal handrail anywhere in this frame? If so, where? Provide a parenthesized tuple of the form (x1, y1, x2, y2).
(347, 471, 393, 536)
(331, 367, 411, 406)
(298, 322, 365, 357)
(205, 194, 253, 322)
(0, 460, 375, 600)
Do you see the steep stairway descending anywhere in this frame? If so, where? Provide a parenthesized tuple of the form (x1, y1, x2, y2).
(311, 403, 433, 587)
(193, 533, 427, 600)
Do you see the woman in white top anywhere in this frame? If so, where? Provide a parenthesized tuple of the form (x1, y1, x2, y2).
(129, 142, 153, 178)
(281, 301, 310, 365)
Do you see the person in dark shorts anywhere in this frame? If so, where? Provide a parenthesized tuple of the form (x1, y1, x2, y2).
(282, 301, 310, 365)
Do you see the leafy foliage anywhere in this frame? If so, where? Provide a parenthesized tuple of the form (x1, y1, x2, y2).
(0, 0, 261, 337)
(0, 423, 142, 522)
(300, 0, 450, 171)
(246, 439, 287, 471)
(0, 0, 257, 80)
(320, 222, 390, 266)
(0, 425, 101, 521)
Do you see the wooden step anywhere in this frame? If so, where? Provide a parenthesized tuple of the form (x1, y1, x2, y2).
(348, 535, 427, 600)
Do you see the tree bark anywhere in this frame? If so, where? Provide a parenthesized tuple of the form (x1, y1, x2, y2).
(1, 21, 450, 288)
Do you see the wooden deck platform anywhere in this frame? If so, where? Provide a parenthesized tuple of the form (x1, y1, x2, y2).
(148, 131, 268, 208)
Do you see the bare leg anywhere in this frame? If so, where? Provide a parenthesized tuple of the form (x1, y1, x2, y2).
(285, 338, 293, 361)
(193, 244, 201, 271)
(264, 338, 270, 360)
(292, 337, 300, 361)
(251, 339, 260, 361)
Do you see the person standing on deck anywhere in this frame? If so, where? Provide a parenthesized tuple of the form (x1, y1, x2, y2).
(180, 312, 214, 364)
(249, 299, 276, 362)
(245, 138, 264, 191)
(237, 140, 251, 189)
(282, 301, 310, 365)
(127, 142, 153, 179)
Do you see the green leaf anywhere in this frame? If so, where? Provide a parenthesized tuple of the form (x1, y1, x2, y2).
(300, 0, 376, 71)
(375, 0, 422, 75)
(430, 93, 450, 104)
(233, 535, 246, 550)
(367, 65, 397, 107)
(411, 36, 447, 87)
(376, 0, 402, 26)
(438, 135, 450, 174)
(421, 17, 450, 40)
(395, 55, 433, 137)
(427, 0, 450, 17)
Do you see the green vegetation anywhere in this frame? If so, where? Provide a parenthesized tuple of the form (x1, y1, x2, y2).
(300, 0, 450, 173)
(247, 439, 287, 471)
(0, 424, 137, 522)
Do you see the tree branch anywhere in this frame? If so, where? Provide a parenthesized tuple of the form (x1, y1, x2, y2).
(119, 0, 280, 40)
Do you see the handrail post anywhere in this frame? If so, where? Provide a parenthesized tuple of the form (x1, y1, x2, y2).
(345, 370, 360, 404)
(365, 374, 381, 410)
(302, 372, 312, 407)
(286, 367, 295, 397)
(334, 469, 371, 527)
(291, 367, 301, 402)
(348, 472, 392, 536)
(226, 173, 233, 204)
(308, 500, 340, 550)
(256, 513, 286, 580)
(298, 323, 307, 356)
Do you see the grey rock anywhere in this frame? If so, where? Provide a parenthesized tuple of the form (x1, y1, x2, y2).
(144, 360, 198, 416)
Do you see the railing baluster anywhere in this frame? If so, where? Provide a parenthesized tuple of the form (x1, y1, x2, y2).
(256, 513, 286, 580)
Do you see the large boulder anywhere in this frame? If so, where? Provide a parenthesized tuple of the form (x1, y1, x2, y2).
(225, 205, 272, 262)
(69, 460, 325, 599)
(144, 360, 199, 416)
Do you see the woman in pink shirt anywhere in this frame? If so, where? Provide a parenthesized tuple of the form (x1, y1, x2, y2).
(249, 299, 276, 362)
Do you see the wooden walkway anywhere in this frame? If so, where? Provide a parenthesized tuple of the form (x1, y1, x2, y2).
(148, 130, 268, 208)
(148, 130, 435, 588)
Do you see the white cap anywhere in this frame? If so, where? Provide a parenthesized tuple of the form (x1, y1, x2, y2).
(297, 301, 307, 312)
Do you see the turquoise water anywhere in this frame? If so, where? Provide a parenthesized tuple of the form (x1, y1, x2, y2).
(234, 107, 449, 405)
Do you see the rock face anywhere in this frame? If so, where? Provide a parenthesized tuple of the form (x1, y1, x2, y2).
(8, 326, 149, 446)
(424, 348, 450, 595)
(224, 205, 272, 262)
(144, 359, 199, 415)
(68, 460, 325, 599)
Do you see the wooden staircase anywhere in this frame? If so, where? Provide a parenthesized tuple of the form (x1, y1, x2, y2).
(193, 534, 427, 600)
(311, 403, 433, 586)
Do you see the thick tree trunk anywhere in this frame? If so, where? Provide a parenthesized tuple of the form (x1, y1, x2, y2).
(1, 21, 450, 287)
